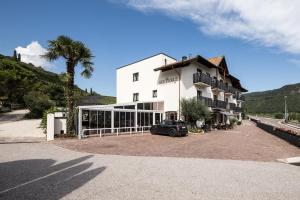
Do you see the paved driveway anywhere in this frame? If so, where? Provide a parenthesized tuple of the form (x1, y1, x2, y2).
(54, 120, 300, 161)
(0, 142, 299, 200)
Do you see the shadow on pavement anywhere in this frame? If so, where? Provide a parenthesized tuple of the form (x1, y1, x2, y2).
(0, 155, 106, 199)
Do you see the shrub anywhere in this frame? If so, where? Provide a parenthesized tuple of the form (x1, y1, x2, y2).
(229, 118, 238, 129)
(237, 121, 242, 125)
(181, 98, 211, 128)
(274, 113, 284, 119)
(24, 91, 54, 118)
(40, 107, 59, 132)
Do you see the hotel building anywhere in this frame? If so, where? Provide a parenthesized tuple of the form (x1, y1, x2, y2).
(77, 53, 247, 136)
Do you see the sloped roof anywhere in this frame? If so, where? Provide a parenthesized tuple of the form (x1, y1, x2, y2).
(208, 56, 224, 66)
(154, 54, 247, 92)
(154, 55, 219, 72)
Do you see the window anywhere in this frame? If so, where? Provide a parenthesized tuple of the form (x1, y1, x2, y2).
(133, 72, 139, 82)
(153, 90, 157, 98)
(133, 93, 139, 102)
(197, 90, 202, 100)
(197, 68, 202, 74)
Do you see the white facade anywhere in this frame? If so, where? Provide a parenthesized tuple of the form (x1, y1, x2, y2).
(116, 53, 246, 121)
(75, 52, 246, 137)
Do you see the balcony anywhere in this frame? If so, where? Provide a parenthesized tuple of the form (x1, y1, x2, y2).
(193, 73, 212, 87)
(212, 100, 227, 109)
(197, 96, 212, 107)
(236, 95, 245, 101)
(229, 103, 236, 110)
(234, 107, 242, 112)
(212, 80, 227, 93)
(225, 86, 237, 95)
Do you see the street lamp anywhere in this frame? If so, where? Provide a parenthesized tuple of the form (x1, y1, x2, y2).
(284, 96, 288, 122)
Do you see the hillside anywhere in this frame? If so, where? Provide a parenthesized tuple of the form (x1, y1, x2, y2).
(244, 83, 300, 114)
(0, 53, 116, 108)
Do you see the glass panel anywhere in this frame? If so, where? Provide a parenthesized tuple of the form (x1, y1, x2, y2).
(145, 112, 149, 126)
(82, 110, 89, 128)
(141, 112, 145, 126)
(155, 113, 160, 124)
(150, 113, 153, 125)
(137, 112, 141, 126)
(105, 111, 111, 128)
(98, 111, 104, 128)
(130, 112, 135, 127)
(137, 103, 143, 110)
(126, 112, 130, 127)
(124, 105, 135, 109)
(144, 103, 150, 110)
(120, 112, 125, 127)
(114, 111, 119, 128)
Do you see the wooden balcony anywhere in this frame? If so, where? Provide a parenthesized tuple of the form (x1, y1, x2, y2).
(193, 73, 212, 87)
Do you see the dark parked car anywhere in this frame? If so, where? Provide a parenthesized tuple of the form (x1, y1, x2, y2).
(150, 120, 188, 137)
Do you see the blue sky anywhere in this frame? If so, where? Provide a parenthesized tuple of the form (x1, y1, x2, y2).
(1, 0, 300, 96)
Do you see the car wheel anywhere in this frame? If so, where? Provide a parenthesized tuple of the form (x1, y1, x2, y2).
(168, 129, 176, 137)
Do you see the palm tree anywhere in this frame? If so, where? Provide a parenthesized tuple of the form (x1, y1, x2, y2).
(42, 35, 94, 134)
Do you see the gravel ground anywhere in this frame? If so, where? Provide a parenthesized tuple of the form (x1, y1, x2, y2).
(0, 119, 45, 139)
(53, 120, 300, 161)
(0, 142, 299, 200)
(0, 109, 29, 124)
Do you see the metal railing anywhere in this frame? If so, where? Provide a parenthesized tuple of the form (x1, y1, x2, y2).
(229, 103, 236, 110)
(81, 126, 152, 138)
(212, 100, 227, 109)
(197, 96, 212, 107)
(237, 95, 245, 101)
(193, 73, 212, 86)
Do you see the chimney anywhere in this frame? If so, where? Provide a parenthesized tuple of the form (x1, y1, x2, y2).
(182, 56, 187, 61)
(164, 58, 167, 66)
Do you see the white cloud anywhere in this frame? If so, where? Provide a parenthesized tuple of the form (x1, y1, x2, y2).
(15, 41, 51, 68)
(124, 0, 300, 54)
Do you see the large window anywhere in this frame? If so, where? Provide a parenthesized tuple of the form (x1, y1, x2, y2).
(133, 93, 139, 102)
(152, 90, 157, 98)
(133, 72, 139, 82)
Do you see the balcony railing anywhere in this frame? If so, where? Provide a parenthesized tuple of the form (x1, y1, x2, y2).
(229, 103, 236, 110)
(197, 96, 212, 107)
(212, 80, 227, 91)
(212, 100, 227, 109)
(193, 73, 212, 86)
(237, 95, 245, 101)
(235, 107, 242, 112)
(226, 86, 237, 94)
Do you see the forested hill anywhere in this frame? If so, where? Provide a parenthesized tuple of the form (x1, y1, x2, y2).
(0, 53, 116, 107)
(244, 83, 300, 114)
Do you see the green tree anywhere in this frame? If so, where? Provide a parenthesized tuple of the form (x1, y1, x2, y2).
(181, 98, 211, 127)
(13, 50, 17, 61)
(17, 53, 21, 62)
(42, 35, 94, 134)
(24, 91, 54, 118)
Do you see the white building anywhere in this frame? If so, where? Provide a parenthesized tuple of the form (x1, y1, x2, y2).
(77, 53, 247, 137)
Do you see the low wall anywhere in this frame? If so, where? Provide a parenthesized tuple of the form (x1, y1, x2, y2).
(250, 118, 300, 147)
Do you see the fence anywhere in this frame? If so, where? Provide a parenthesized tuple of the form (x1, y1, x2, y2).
(81, 126, 151, 138)
(250, 118, 300, 147)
